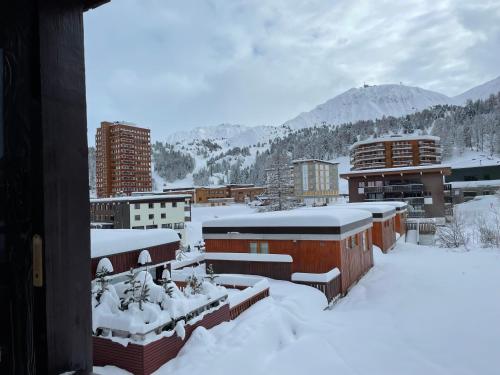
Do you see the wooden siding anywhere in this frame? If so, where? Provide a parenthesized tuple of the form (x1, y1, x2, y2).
(394, 212, 406, 235)
(294, 275, 341, 303)
(371, 218, 396, 253)
(205, 239, 342, 274)
(90, 241, 179, 277)
(340, 229, 374, 295)
(93, 304, 230, 375)
(206, 259, 292, 280)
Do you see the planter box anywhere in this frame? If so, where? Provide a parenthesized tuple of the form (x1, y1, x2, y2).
(93, 304, 230, 375)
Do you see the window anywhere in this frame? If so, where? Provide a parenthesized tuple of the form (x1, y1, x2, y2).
(363, 231, 368, 251)
(160, 202, 166, 208)
(146, 224, 157, 229)
(260, 242, 269, 254)
(172, 202, 177, 208)
(134, 203, 140, 209)
(351, 236, 356, 248)
(132, 226, 144, 229)
(161, 223, 172, 229)
(148, 203, 154, 208)
(134, 215, 140, 221)
(148, 214, 154, 219)
(161, 213, 166, 219)
(249, 242, 258, 253)
(174, 222, 184, 229)
(302, 164, 308, 191)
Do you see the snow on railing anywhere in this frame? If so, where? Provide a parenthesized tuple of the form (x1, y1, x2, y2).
(171, 254, 204, 270)
(205, 252, 293, 263)
(291, 268, 340, 283)
(227, 279, 269, 308)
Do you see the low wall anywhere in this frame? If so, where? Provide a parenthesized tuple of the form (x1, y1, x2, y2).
(94, 304, 230, 375)
(205, 259, 292, 281)
(229, 288, 269, 320)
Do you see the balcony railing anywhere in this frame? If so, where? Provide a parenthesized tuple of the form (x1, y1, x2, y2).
(363, 184, 424, 193)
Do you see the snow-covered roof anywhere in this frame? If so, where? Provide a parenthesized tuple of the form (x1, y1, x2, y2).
(352, 201, 408, 211)
(203, 208, 372, 228)
(350, 135, 440, 150)
(450, 179, 500, 189)
(341, 164, 451, 177)
(91, 229, 180, 258)
(90, 194, 190, 203)
(292, 267, 340, 283)
(291, 159, 339, 165)
(327, 203, 396, 215)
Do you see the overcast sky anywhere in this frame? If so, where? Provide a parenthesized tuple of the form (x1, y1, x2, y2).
(84, 0, 500, 144)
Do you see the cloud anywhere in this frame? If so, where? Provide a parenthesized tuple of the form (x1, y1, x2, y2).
(84, 0, 500, 142)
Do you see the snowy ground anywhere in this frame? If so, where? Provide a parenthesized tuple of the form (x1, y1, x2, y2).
(96, 200, 500, 375)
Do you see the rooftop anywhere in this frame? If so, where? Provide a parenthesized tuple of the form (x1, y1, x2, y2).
(325, 203, 396, 215)
(90, 194, 191, 203)
(341, 164, 451, 178)
(203, 208, 372, 228)
(291, 159, 340, 165)
(91, 229, 180, 258)
(350, 135, 440, 150)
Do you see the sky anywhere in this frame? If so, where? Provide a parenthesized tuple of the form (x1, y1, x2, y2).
(84, 0, 500, 144)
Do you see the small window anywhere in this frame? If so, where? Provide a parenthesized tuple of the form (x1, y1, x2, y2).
(172, 202, 177, 208)
(350, 236, 356, 248)
(174, 222, 184, 229)
(148, 203, 154, 209)
(161, 213, 166, 219)
(260, 242, 269, 254)
(162, 223, 172, 229)
(134, 215, 140, 221)
(249, 242, 258, 253)
(160, 202, 166, 208)
(149, 214, 154, 219)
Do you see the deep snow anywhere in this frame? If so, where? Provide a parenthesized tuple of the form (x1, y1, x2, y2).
(95, 199, 500, 375)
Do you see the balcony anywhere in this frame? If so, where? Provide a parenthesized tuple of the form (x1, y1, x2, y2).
(363, 184, 424, 194)
(353, 145, 385, 155)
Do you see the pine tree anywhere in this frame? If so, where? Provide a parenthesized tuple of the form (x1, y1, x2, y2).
(264, 150, 301, 211)
(204, 264, 218, 285)
(120, 269, 151, 311)
(93, 267, 111, 306)
(185, 274, 203, 295)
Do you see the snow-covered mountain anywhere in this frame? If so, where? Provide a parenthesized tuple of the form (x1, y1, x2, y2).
(283, 84, 451, 129)
(166, 123, 286, 148)
(453, 76, 500, 104)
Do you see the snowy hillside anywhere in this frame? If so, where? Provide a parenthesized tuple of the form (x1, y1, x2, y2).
(166, 123, 286, 148)
(453, 76, 500, 104)
(282, 84, 451, 129)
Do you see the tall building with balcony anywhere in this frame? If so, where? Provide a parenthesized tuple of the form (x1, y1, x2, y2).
(350, 135, 441, 171)
(292, 159, 339, 205)
(96, 121, 152, 197)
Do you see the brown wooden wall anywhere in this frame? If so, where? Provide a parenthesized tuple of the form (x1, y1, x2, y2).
(205, 230, 374, 294)
(394, 212, 406, 235)
(206, 259, 292, 280)
(91, 241, 180, 277)
(340, 228, 374, 294)
(205, 239, 342, 274)
(372, 218, 396, 253)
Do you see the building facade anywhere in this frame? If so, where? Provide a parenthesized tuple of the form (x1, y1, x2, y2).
(350, 135, 441, 170)
(163, 184, 266, 205)
(341, 165, 452, 218)
(90, 194, 191, 242)
(96, 121, 152, 197)
(292, 159, 339, 205)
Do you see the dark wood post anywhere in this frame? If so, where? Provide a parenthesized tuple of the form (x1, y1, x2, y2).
(1, 0, 109, 373)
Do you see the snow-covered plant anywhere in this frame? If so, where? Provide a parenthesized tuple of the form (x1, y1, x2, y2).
(204, 264, 219, 285)
(93, 267, 112, 306)
(436, 213, 469, 249)
(475, 208, 500, 248)
(176, 246, 189, 261)
(159, 269, 175, 298)
(120, 268, 151, 311)
(184, 274, 203, 295)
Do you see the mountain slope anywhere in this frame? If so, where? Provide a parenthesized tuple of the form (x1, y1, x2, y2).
(283, 84, 451, 129)
(453, 76, 500, 104)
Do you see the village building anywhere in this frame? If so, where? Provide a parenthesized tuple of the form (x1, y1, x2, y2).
(340, 165, 452, 218)
(95, 121, 152, 197)
(202, 209, 374, 294)
(292, 159, 340, 205)
(350, 135, 441, 170)
(90, 229, 180, 279)
(90, 194, 191, 242)
(445, 164, 500, 203)
(326, 203, 397, 253)
(163, 184, 265, 205)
